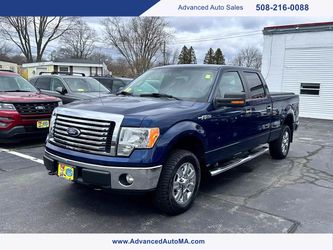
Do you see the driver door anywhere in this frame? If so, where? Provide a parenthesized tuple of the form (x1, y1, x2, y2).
(205, 71, 251, 163)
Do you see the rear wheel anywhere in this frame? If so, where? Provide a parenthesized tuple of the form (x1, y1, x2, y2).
(154, 149, 201, 215)
(269, 125, 291, 159)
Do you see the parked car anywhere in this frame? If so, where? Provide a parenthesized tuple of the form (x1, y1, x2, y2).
(93, 76, 132, 94)
(43, 65, 299, 214)
(29, 72, 111, 104)
(0, 70, 62, 142)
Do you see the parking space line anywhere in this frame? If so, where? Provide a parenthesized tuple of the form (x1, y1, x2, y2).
(0, 148, 43, 165)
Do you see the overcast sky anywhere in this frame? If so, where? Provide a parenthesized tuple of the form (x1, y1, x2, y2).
(85, 16, 333, 64)
(3, 17, 331, 64)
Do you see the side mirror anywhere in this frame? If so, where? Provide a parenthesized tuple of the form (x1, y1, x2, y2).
(214, 93, 246, 108)
(55, 86, 67, 95)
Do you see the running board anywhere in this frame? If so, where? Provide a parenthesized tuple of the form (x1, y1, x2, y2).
(209, 146, 269, 176)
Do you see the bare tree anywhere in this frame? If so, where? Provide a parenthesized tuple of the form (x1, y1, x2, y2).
(0, 17, 76, 62)
(102, 17, 171, 75)
(56, 19, 95, 59)
(232, 47, 262, 69)
(164, 48, 179, 65)
(0, 42, 12, 61)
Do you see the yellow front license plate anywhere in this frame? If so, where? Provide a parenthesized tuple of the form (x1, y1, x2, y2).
(58, 163, 74, 181)
(37, 120, 49, 129)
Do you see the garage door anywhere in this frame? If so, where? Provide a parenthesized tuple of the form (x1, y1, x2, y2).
(282, 47, 333, 120)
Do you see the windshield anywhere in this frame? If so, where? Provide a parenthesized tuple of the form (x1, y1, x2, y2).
(0, 75, 37, 92)
(64, 77, 110, 93)
(122, 67, 217, 101)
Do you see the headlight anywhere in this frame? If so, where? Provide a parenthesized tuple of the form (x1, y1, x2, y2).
(0, 103, 16, 110)
(48, 108, 58, 136)
(117, 127, 160, 156)
(57, 100, 63, 106)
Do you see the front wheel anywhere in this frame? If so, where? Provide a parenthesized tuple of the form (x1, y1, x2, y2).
(154, 149, 201, 215)
(269, 125, 291, 159)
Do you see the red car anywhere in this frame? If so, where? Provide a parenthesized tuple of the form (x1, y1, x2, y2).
(0, 70, 62, 142)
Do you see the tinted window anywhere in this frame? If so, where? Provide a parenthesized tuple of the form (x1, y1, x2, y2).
(244, 72, 265, 99)
(216, 72, 244, 98)
(96, 78, 112, 90)
(51, 78, 65, 91)
(36, 77, 51, 90)
(112, 79, 125, 93)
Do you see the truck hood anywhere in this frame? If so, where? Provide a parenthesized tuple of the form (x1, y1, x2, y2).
(0, 91, 60, 102)
(66, 96, 207, 117)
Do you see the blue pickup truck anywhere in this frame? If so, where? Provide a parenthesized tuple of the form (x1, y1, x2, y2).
(43, 65, 299, 214)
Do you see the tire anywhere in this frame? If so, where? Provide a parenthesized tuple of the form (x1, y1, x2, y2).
(154, 149, 201, 215)
(269, 125, 291, 159)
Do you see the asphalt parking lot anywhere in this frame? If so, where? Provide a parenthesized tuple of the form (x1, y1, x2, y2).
(0, 118, 332, 233)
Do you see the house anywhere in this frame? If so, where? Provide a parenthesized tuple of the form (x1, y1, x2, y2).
(21, 58, 109, 79)
(0, 60, 18, 73)
(261, 21, 333, 120)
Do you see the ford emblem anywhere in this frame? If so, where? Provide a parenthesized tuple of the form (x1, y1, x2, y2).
(35, 105, 45, 110)
(67, 127, 81, 137)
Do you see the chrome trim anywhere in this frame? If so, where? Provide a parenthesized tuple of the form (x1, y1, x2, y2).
(56, 125, 108, 136)
(54, 128, 107, 141)
(45, 150, 162, 190)
(56, 120, 109, 131)
(54, 132, 107, 146)
(209, 146, 269, 176)
(52, 107, 124, 156)
(56, 115, 111, 126)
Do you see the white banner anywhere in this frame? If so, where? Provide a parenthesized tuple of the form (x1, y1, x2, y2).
(142, 0, 333, 16)
(0, 234, 332, 250)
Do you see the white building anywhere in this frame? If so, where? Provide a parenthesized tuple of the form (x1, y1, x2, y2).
(0, 60, 18, 73)
(22, 59, 109, 79)
(262, 22, 333, 120)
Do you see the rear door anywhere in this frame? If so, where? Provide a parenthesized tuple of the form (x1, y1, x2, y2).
(241, 71, 272, 147)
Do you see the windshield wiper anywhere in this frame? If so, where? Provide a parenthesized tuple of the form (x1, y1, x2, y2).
(116, 90, 133, 96)
(4, 90, 33, 92)
(140, 93, 182, 100)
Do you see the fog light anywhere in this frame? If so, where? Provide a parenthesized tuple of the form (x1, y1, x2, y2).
(0, 122, 7, 127)
(126, 174, 134, 185)
(119, 173, 134, 186)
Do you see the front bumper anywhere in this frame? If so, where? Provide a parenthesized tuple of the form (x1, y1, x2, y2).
(0, 125, 49, 142)
(44, 150, 162, 191)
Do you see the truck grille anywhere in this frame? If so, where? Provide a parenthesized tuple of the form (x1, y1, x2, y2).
(14, 102, 58, 115)
(52, 114, 115, 155)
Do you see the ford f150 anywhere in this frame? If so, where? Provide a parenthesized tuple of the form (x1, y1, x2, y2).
(43, 65, 299, 214)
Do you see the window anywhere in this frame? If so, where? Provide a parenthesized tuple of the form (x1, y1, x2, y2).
(36, 77, 51, 90)
(244, 72, 266, 99)
(59, 66, 69, 73)
(96, 78, 113, 90)
(300, 83, 320, 95)
(124, 67, 217, 102)
(216, 72, 244, 98)
(112, 79, 126, 94)
(51, 78, 65, 91)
